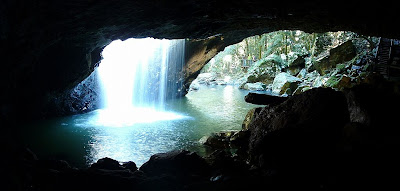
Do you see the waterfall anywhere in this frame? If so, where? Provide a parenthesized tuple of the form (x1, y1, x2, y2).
(95, 38, 186, 126)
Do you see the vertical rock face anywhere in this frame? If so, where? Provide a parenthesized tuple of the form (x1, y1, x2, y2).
(182, 36, 227, 95)
(42, 70, 102, 117)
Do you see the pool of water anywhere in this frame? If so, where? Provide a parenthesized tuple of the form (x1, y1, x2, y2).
(21, 85, 258, 167)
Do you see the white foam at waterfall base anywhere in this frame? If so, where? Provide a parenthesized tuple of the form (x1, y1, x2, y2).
(93, 108, 188, 127)
(95, 38, 187, 127)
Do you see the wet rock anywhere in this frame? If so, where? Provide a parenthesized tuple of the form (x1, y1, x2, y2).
(244, 92, 288, 105)
(43, 70, 102, 118)
(201, 130, 240, 149)
(201, 133, 230, 149)
(271, 72, 302, 95)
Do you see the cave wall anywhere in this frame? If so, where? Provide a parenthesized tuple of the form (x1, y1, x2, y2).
(183, 36, 227, 95)
(1, 0, 400, 124)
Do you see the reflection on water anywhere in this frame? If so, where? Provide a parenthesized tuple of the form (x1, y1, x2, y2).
(21, 85, 257, 167)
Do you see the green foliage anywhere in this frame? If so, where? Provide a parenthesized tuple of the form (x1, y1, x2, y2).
(201, 30, 377, 83)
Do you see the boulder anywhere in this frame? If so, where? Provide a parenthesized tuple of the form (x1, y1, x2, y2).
(139, 150, 211, 177)
(314, 41, 356, 75)
(248, 88, 350, 171)
(246, 71, 273, 84)
(241, 82, 266, 91)
(271, 72, 302, 95)
(122, 161, 138, 172)
(90, 157, 124, 170)
(200, 130, 250, 160)
(283, 53, 306, 76)
(243, 54, 283, 85)
(201, 131, 239, 149)
(325, 75, 353, 90)
(244, 92, 288, 105)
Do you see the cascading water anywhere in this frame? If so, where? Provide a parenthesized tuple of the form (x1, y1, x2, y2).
(95, 38, 187, 127)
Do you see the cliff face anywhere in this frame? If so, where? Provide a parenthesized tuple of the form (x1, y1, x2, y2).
(1, 0, 399, 122)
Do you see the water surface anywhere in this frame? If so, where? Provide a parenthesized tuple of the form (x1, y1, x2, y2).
(22, 85, 258, 167)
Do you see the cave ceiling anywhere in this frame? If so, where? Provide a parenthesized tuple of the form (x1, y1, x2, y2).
(2, 0, 399, 52)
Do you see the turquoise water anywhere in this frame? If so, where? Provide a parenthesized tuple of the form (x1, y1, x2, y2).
(21, 85, 258, 167)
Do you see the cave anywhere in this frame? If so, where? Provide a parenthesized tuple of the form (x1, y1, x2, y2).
(2, 1, 400, 190)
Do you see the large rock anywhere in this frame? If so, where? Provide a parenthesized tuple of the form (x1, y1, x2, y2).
(241, 82, 266, 91)
(200, 130, 241, 149)
(248, 88, 350, 171)
(314, 41, 357, 75)
(139, 150, 210, 177)
(90, 157, 124, 170)
(325, 74, 353, 90)
(244, 92, 288, 105)
(271, 72, 302, 95)
(283, 53, 306, 76)
(245, 54, 283, 84)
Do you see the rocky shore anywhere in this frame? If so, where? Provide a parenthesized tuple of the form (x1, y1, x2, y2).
(194, 33, 378, 98)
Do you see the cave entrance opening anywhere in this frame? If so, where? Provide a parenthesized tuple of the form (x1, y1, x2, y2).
(193, 30, 378, 95)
